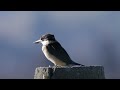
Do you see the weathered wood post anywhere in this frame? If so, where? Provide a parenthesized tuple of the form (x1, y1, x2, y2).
(34, 66, 105, 79)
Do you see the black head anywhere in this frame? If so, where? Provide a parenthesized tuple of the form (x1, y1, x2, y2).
(40, 33, 55, 41)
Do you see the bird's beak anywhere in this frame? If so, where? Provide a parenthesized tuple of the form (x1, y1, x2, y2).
(33, 39, 42, 44)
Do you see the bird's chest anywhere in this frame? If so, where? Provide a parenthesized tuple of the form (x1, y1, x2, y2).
(42, 45, 66, 66)
(42, 46, 49, 56)
(42, 45, 53, 61)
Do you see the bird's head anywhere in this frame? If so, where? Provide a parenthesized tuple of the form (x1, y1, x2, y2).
(33, 33, 56, 45)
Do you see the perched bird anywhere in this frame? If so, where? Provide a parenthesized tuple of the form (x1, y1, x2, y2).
(34, 33, 84, 66)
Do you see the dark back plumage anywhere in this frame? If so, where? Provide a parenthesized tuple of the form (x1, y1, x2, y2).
(46, 41, 79, 65)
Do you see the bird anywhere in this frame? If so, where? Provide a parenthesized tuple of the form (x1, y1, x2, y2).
(33, 33, 84, 67)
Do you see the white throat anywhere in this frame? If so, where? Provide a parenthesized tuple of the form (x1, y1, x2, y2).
(41, 40, 56, 46)
(41, 40, 50, 46)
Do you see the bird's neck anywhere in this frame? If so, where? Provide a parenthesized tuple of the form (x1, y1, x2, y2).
(42, 40, 57, 46)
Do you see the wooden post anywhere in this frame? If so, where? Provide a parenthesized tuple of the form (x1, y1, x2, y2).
(34, 66, 105, 79)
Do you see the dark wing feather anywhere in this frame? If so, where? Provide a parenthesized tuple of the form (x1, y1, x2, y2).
(46, 42, 74, 64)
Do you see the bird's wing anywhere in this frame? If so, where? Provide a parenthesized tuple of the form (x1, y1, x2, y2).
(46, 42, 73, 64)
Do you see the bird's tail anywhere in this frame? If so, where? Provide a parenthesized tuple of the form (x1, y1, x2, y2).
(71, 61, 85, 66)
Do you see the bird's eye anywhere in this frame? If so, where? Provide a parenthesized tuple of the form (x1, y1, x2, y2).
(41, 37, 44, 41)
